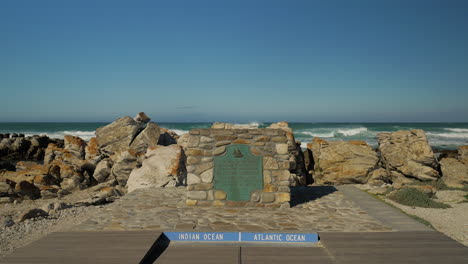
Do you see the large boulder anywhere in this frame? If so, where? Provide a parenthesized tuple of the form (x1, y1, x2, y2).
(158, 128, 179, 146)
(85, 137, 100, 160)
(93, 158, 113, 183)
(129, 122, 160, 153)
(64, 135, 86, 159)
(308, 138, 379, 184)
(440, 158, 468, 188)
(127, 145, 186, 192)
(378, 130, 439, 181)
(96, 116, 144, 155)
(110, 150, 140, 186)
(134, 112, 151, 123)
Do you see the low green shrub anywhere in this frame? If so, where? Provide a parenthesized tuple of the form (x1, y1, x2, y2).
(389, 188, 451, 208)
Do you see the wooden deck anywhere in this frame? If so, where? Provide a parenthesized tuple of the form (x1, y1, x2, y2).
(2, 231, 467, 263)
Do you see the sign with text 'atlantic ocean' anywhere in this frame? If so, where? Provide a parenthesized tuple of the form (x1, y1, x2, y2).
(163, 232, 319, 243)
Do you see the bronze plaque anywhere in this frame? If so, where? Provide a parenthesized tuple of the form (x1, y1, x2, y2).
(214, 144, 263, 201)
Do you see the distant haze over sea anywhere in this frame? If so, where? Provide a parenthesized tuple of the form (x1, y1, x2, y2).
(1, 122, 467, 150)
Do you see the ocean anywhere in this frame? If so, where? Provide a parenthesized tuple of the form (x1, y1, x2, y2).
(1, 122, 468, 150)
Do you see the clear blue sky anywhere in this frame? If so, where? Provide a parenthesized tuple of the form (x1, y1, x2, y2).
(1, 0, 467, 122)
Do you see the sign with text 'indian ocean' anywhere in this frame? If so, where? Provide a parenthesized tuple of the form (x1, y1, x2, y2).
(163, 232, 319, 243)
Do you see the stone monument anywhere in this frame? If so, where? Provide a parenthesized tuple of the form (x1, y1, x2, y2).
(184, 128, 292, 208)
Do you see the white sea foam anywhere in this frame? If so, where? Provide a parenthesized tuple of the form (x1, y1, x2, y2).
(336, 127, 368, 136)
(300, 131, 335, 138)
(444, 128, 468, 133)
(170, 129, 189, 136)
(232, 121, 263, 128)
(23, 130, 96, 140)
(427, 132, 468, 139)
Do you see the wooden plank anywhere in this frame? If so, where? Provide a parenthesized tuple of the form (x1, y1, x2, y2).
(320, 231, 468, 264)
(241, 247, 334, 264)
(2, 231, 161, 264)
(154, 245, 239, 264)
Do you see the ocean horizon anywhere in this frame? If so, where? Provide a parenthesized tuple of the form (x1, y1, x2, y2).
(1, 122, 468, 150)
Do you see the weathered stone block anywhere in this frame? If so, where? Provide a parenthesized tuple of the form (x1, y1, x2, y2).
(213, 200, 225, 206)
(251, 192, 260, 202)
(263, 170, 272, 184)
(187, 173, 201, 185)
(213, 146, 226, 156)
(186, 148, 204, 156)
(275, 193, 290, 203)
(187, 191, 207, 200)
(186, 199, 198, 206)
(193, 183, 213, 191)
(214, 135, 237, 141)
(194, 162, 213, 175)
(263, 184, 278, 192)
(263, 157, 279, 169)
(278, 186, 290, 192)
(215, 141, 231, 147)
(211, 129, 234, 135)
(232, 138, 251, 144)
(200, 136, 214, 143)
(200, 169, 213, 183)
(189, 130, 200, 135)
(273, 170, 291, 181)
(214, 190, 227, 200)
(186, 156, 201, 165)
(276, 144, 288, 155)
(261, 193, 275, 203)
(187, 136, 200, 148)
(271, 136, 288, 143)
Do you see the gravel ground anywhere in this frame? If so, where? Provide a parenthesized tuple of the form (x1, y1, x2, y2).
(0, 185, 117, 259)
(385, 196, 468, 246)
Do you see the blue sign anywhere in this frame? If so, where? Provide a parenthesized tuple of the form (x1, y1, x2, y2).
(162, 232, 318, 243)
(164, 232, 239, 242)
(241, 232, 318, 243)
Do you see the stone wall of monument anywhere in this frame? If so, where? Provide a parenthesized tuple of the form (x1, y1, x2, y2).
(185, 128, 291, 208)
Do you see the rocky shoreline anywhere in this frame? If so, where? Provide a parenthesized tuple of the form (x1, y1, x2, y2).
(1, 112, 467, 256)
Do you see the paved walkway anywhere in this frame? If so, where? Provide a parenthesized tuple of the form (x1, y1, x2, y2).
(336, 185, 433, 231)
(2, 186, 467, 263)
(74, 186, 389, 232)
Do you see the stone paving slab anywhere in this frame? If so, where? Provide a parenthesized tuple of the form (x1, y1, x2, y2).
(74, 186, 390, 232)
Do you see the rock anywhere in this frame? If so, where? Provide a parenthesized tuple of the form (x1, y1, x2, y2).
(177, 133, 190, 149)
(459, 146, 468, 163)
(40, 186, 59, 199)
(93, 158, 113, 183)
(390, 171, 414, 188)
(127, 145, 186, 192)
(268, 121, 292, 132)
(129, 122, 160, 153)
(0, 197, 13, 204)
(60, 176, 84, 192)
(110, 150, 140, 186)
(15, 181, 41, 199)
(42, 201, 70, 212)
(134, 112, 151, 123)
(64, 135, 86, 159)
(309, 138, 379, 184)
(0, 161, 15, 171)
(1, 216, 14, 228)
(95, 186, 124, 199)
(96, 116, 144, 155)
(0, 181, 11, 193)
(15, 161, 40, 171)
(440, 158, 468, 188)
(378, 130, 439, 181)
(85, 137, 100, 160)
(158, 128, 179, 146)
(18, 208, 48, 222)
(367, 168, 391, 187)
